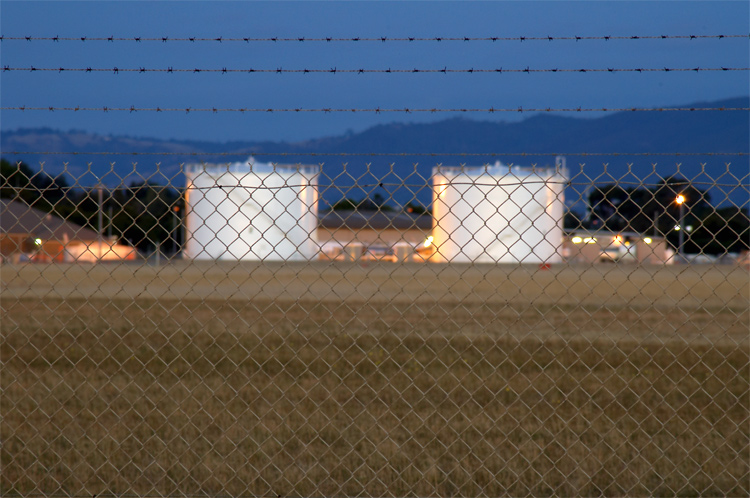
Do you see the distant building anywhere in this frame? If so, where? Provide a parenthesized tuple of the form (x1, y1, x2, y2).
(563, 230, 671, 265)
(317, 210, 432, 261)
(0, 199, 135, 263)
(317, 212, 674, 265)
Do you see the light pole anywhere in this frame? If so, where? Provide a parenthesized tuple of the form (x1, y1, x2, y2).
(675, 194, 685, 262)
(107, 205, 113, 239)
(97, 183, 104, 261)
(171, 205, 180, 258)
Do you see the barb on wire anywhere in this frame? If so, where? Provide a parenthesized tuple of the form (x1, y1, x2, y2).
(3, 106, 748, 113)
(6, 151, 748, 157)
(2, 65, 748, 74)
(1, 34, 747, 42)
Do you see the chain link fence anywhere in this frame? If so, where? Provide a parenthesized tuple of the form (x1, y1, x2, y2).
(1, 158, 748, 496)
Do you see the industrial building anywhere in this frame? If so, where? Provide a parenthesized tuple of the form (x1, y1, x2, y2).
(563, 230, 672, 265)
(318, 209, 432, 261)
(0, 199, 135, 263)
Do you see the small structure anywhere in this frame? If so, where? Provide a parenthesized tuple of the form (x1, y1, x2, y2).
(431, 161, 567, 263)
(563, 230, 671, 264)
(0, 199, 135, 263)
(318, 210, 432, 261)
(184, 158, 319, 261)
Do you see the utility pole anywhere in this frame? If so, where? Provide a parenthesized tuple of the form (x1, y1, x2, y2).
(172, 205, 181, 258)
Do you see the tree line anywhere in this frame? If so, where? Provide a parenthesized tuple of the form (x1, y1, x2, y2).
(577, 176, 749, 255)
(1, 159, 184, 254)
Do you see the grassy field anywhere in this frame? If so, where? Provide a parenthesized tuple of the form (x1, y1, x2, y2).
(1, 262, 748, 496)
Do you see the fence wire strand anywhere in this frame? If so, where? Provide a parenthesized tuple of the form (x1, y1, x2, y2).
(4, 106, 749, 113)
(4, 65, 749, 74)
(2, 34, 747, 42)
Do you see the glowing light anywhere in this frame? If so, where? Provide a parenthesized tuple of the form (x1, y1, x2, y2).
(644, 237, 653, 244)
(674, 225, 681, 231)
(614, 235, 623, 244)
(34, 238, 42, 246)
(571, 236, 583, 244)
(423, 236, 434, 248)
(675, 194, 686, 205)
(583, 237, 597, 244)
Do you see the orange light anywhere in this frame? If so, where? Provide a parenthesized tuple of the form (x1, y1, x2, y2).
(675, 194, 686, 205)
(614, 235, 623, 244)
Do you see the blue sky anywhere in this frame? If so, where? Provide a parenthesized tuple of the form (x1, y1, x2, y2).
(1, 1, 748, 143)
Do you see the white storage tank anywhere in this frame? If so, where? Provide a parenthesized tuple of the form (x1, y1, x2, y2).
(184, 158, 319, 261)
(431, 160, 567, 263)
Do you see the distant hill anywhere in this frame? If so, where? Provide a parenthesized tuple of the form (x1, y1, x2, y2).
(2, 96, 748, 208)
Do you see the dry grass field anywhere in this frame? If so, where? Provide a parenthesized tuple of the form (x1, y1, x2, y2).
(1, 261, 748, 496)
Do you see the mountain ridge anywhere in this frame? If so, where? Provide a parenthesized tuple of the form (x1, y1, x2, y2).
(2, 96, 748, 207)
(3, 96, 747, 154)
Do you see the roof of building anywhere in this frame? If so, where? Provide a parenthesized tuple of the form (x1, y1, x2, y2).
(319, 210, 433, 231)
(564, 229, 665, 240)
(0, 199, 100, 241)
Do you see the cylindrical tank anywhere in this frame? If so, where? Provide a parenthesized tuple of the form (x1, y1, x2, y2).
(431, 161, 566, 263)
(184, 158, 319, 261)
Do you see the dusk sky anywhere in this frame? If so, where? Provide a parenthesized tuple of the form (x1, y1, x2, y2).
(1, 1, 748, 143)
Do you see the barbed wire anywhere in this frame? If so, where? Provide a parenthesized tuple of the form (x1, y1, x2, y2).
(3, 105, 748, 114)
(1, 34, 747, 43)
(6, 151, 748, 157)
(3, 65, 748, 74)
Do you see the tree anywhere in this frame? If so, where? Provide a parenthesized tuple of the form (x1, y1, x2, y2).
(1, 158, 36, 204)
(587, 185, 630, 231)
(564, 210, 585, 230)
(586, 176, 712, 245)
(329, 198, 359, 211)
(1, 158, 74, 212)
(405, 202, 428, 215)
(686, 207, 749, 255)
(115, 181, 183, 252)
(327, 193, 394, 212)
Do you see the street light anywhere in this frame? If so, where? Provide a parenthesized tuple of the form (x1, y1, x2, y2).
(675, 194, 686, 262)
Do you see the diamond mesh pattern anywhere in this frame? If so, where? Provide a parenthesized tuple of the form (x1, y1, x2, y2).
(1, 159, 748, 496)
